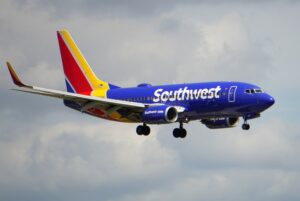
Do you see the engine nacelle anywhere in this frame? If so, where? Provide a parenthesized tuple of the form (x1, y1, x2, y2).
(201, 117, 239, 129)
(141, 105, 178, 124)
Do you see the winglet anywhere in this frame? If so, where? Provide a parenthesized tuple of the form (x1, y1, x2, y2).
(6, 62, 27, 87)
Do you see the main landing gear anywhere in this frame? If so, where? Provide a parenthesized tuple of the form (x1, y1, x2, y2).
(242, 117, 250, 130)
(136, 123, 150, 136)
(136, 122, 187, 138)
(173, 122, 187, 138)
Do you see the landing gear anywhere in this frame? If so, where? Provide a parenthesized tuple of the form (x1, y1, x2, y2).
(136, 123, 151, 136)
(173, 128, 187, 138)
(173, 122, 187, 138)
(242, 123, 250, 130)
(242, 117, 250, 130)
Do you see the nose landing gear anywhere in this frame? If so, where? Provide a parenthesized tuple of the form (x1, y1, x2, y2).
(242, 117, 250, 130)
(242, 123, 250, 130)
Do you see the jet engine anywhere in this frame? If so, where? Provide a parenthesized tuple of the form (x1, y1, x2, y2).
(201, 117, 239, 129)
(141, 105, 178, 124)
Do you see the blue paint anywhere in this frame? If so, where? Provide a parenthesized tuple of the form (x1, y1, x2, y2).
(107, 81, 275, 121)
(65, 79, 75, 93)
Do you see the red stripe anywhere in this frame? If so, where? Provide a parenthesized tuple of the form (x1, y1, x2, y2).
(8, 68, 25, 87)
(57, 32, 92, 95)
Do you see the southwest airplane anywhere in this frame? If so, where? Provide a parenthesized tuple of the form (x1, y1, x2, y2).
(6, 29, 275, 138)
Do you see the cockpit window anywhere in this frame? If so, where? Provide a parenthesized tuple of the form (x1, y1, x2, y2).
(245, 88, 263, 94)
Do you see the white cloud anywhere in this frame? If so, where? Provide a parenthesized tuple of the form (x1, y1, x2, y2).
(0, 121, 177, 191)
(197, 13, 248, 59)
(114, 169, 300, 201)
(22, 62, 64, 88)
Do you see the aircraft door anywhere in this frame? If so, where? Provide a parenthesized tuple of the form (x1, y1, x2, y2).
(228, 86, 237, 102)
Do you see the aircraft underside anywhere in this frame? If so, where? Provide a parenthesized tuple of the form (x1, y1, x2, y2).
(64, 99, 255, 139)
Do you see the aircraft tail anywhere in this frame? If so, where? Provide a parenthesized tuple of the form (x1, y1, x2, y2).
(57, 29, 119, 97)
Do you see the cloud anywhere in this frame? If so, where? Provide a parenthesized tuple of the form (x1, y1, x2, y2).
(23, 0, 300, 19)
(116, 168, 300, 201)
(164, 118, 300, 170)
(1, 118, 299, 201)
(0, 121, 178, 200)
(0, 0, 283, 87)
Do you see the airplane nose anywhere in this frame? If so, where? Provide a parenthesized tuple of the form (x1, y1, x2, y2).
(261, 94, 275, 108)
(269, 96, 275, 106)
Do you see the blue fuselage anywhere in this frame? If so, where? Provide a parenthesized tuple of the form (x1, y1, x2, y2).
(107, 81, 274, 122)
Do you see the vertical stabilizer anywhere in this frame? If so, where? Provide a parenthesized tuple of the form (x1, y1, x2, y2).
(57, 29, 117, 97)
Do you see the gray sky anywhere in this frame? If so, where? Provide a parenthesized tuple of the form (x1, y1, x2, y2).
(0, 0, 300, 200)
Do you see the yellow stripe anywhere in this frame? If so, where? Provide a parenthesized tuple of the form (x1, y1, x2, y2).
(6, 62, 25, 86)
(109, 112, 132, 122)
(7, 64, 20, 82)
(59, 29, 109, 97)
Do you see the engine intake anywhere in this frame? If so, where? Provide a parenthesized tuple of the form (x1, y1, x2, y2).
(142, 105, 178, 124)
(201, 117, 239, 129)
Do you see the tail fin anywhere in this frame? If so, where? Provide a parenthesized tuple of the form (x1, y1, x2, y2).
(57, 29, 118, 97)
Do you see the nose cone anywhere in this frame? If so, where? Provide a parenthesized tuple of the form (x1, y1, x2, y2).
(269, 95, 275, 106)
(261, 94, 275, 109)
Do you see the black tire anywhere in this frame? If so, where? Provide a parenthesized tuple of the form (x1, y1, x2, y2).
(136, 125, 144, 135)
(173, 128, 180, 138)
(242, 123, 250, 130)
(180, 129, 187, 138)
(144, 126, 151, 136)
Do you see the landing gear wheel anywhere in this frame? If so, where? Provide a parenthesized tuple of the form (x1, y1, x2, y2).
(136, 124, 151, 136)
(180, 129, 187, 138)
(242, 117, 250, 131)
(136, 125, 144, 135)
(173, 128, 180, 138)
(144, 126, 151, 136)
(242, 123, 250, 130)
(173, 127, 187, 138)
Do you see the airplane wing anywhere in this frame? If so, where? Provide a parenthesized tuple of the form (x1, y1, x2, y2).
(6, 62, 145, 121)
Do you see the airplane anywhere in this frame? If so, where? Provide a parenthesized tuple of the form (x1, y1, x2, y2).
(6, 29, 275, 138)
